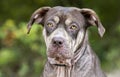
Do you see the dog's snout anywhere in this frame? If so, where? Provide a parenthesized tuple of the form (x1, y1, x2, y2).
(52, 37, 64, 47)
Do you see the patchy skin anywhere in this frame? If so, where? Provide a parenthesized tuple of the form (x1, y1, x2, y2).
(41, 8, 88, 77)
(42, 7, 87, 67)
(43, 26, 74, 66)
(53, 16, 60, 24)
(65, 18, 72, 26)
(27, 6, 106, 77)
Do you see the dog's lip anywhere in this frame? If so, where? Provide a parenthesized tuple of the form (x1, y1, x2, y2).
(54, 64, 66, 67)
(48, 57, 72, 66)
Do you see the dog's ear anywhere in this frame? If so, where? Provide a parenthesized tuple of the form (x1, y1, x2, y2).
(80, 8, 105, 37)
(27, 7, 51, 34)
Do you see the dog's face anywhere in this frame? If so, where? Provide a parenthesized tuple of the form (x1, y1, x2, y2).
(27, 6, 105, 66)
(43, 7, 86, 66)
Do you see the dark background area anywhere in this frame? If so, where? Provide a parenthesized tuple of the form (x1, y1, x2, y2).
(0, 0, 120, 77)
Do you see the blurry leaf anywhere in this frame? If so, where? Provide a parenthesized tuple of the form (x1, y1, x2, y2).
(116, 23, 120, 33)
(106, 48, 120, 61)
(34, 59, 45, 74)
(0, 71, 3, 77)
(2, 30, 16, 47)
(0, 49, 17, 66)
(0, 19, 16, 39)
(18, 62, 29, 77)
(117, 60, 120, 69)
(3, 19, 16, 28)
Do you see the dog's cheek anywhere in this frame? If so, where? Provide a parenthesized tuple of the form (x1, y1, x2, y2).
(66, 31, 80, 52)
(73, 30, 85, 52)
(62, 31, 73, 51)
(70, 39, 76, 52)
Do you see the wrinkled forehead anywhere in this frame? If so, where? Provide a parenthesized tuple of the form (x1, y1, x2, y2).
(44, 7, 85, 26)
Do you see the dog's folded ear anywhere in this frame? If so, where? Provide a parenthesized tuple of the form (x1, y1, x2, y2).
(27, 7, 51, 34)
(80, 8, 105, 37)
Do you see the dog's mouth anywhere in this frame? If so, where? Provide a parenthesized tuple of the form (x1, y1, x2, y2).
(54, 64, 66, 67)
(47, 40, 73, 66)
(48, 56, 72, 67)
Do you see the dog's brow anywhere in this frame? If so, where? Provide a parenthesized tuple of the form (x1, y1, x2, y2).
(53, 16, 60, 24)
(65, 18, 72, 26)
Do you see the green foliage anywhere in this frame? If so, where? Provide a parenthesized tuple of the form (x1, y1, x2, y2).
(0, 19, 46, 77)
(0, 49, 17, 66)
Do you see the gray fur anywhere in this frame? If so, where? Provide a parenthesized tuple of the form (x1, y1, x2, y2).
(27, 6, 106, 77)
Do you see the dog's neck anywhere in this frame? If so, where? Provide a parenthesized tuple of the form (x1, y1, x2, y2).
(42, 45, 89, 77)
(43, 45, 88, 77)
(71, 31, 88, 65)
(43, 60, 72, 77)
(54, 65, 72, 77)
(42, 32, 90, 77)
(54, 43, 87, 77)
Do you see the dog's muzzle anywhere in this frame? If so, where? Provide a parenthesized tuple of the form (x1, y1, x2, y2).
(47, 36, 73, 66)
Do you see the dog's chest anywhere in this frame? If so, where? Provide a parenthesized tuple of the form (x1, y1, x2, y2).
(55, 66, 71, 77)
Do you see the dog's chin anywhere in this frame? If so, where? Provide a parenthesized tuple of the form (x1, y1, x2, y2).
(48, 57, 72, 66)
(47, 45, 73, 66)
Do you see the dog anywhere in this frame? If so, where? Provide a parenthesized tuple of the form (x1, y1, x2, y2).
(27, 6, 106, 77)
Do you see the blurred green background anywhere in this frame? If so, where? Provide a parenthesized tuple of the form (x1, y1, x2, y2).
(0, 0, 120, 77)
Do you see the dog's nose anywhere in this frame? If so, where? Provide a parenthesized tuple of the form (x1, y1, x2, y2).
(52, 37, 64, 47)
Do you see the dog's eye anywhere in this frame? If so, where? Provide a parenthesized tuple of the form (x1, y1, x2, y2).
(70, 24, 77, 30)
(47, 22, 55, 28)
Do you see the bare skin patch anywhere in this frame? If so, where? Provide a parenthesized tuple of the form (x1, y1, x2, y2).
(65, 18, 72, 26)
(53, 16, 60, 24)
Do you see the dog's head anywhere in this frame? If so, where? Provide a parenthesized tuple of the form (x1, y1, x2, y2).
(27, 6, 105, 66)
